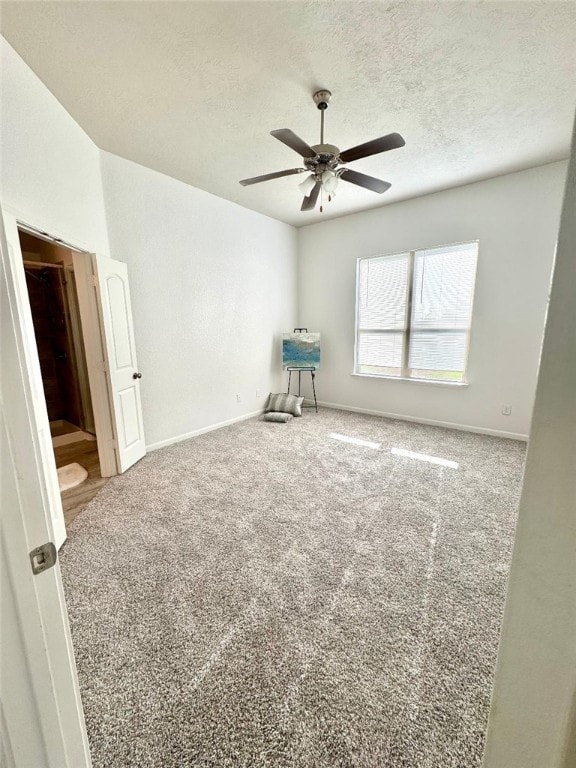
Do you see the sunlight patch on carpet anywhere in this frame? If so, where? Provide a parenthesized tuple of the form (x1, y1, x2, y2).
(329, 432, 381, 449)
(391, 447, 459, 469)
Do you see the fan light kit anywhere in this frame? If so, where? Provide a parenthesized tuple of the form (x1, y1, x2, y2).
(240, 89, 405, 213)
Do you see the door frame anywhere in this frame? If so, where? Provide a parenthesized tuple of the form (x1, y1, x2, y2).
(12, 215, 118, 478)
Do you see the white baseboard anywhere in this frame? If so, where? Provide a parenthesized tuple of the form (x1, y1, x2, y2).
(310, 400, 529, 441)
(147, 401, 528, 451)
(146, 409, 264, 452)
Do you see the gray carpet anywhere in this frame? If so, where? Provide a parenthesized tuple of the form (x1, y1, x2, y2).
(60, 408, 525, 768)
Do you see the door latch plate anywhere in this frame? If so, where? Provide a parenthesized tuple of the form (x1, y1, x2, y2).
(29, 542, 57, 575)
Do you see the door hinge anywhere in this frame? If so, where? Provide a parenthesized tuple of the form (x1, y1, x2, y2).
(29, 542, 57, 575)
(91, 275, 98, 287)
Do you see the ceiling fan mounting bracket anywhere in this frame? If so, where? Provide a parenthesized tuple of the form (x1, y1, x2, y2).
(313, 89, 332, 110)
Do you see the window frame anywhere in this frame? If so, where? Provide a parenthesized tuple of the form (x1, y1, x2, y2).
(354, 241, 479, 385)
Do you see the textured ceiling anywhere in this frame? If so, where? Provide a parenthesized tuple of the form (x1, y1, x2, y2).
(1, 1, 575, 227)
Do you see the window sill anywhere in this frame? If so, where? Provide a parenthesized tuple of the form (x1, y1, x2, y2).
(351, 372, 469, 388)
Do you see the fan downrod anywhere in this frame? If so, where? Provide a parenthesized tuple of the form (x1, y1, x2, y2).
(313, 89, 332, 146)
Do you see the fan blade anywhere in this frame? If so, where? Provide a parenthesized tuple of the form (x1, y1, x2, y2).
(271, 129, 317, 159)
(239, 168, 304, 186)
(340, 169, 391, 194)
(301, 180, 321, 211)
(339, 132, 405, 163)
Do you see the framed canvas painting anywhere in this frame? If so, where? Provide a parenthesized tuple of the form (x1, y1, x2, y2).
(282, 333, 321, 370)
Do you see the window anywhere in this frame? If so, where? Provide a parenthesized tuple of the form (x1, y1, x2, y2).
(355, 242, 478, 383)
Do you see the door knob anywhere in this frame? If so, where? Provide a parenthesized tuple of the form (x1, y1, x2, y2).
(133, 372, 142, 380)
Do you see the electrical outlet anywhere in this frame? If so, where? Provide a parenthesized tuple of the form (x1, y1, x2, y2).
(501, 404, 512, 416)
(236, 393, 242, 403)
(256, 389, 262, 398)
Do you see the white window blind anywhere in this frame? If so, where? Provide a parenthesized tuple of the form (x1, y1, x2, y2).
(357, 253, 409, 377)
(355, 242, 478, 383)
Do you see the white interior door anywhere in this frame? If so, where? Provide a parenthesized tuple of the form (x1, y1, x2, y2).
(1, 209, 91, 768)
(94, 255, 146, 472)
(2, 211, 66, 548)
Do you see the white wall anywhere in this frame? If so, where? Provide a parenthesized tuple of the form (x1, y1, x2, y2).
(483, 116, 576, 768)
(100, 151, 298, 449)
(298, 162, 567, 438)
(0, 36, 297, 450)
(0, 36, 109, 255)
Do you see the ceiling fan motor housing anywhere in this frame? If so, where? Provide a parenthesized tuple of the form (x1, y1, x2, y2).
(305, 145, 341, 175)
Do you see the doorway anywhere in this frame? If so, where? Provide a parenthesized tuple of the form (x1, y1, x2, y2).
(19, 229, 108, 525)
(3, 209, 145, 549)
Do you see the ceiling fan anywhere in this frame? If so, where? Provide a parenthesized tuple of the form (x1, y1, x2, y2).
(239, 89, 405, 212)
